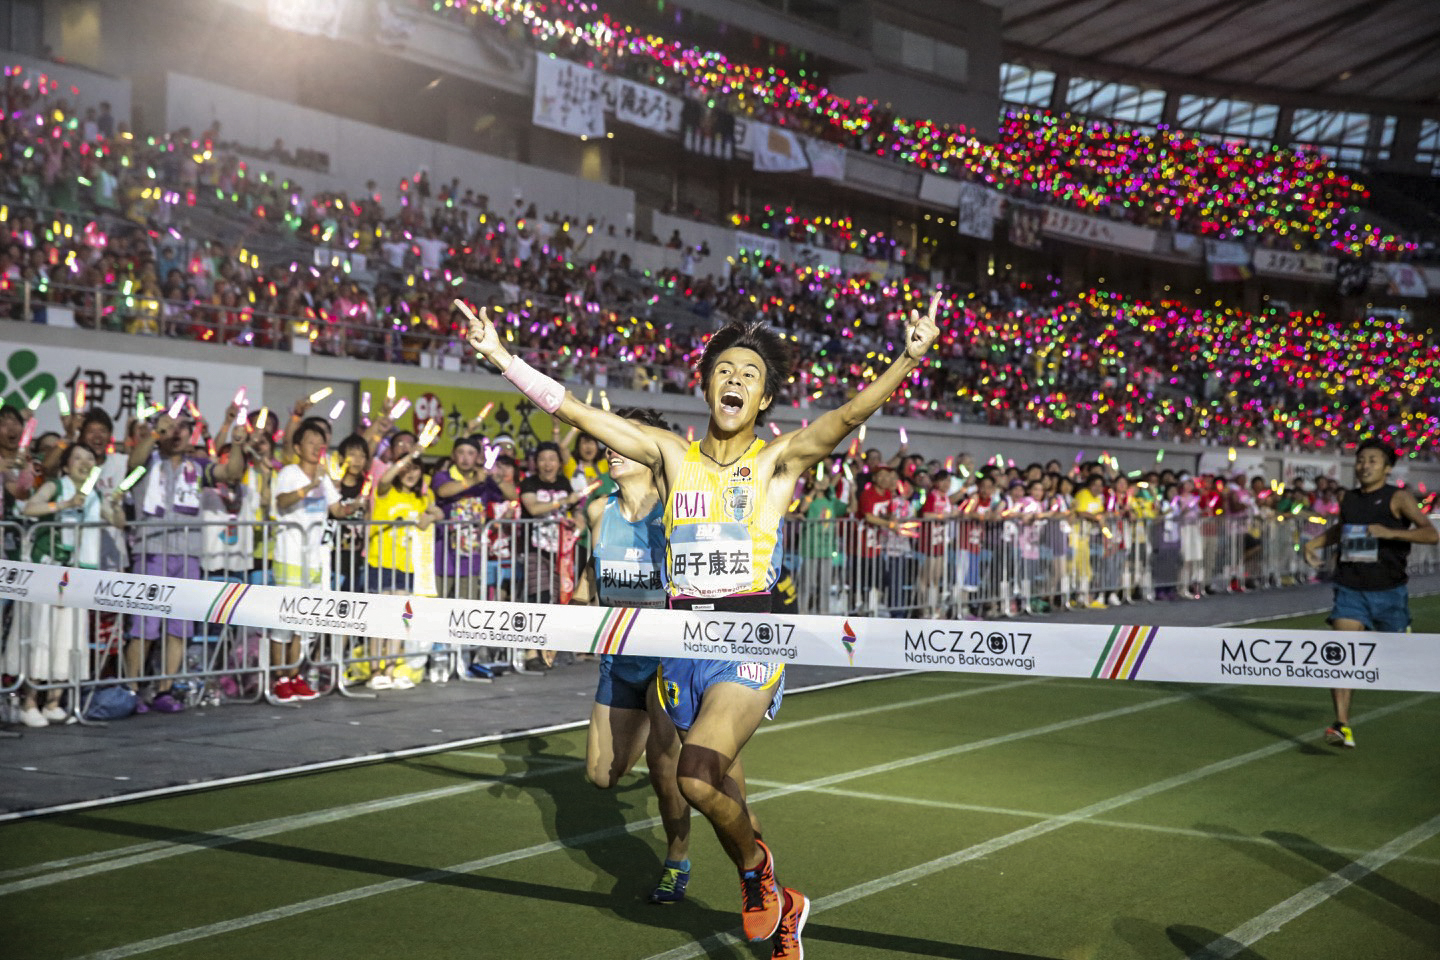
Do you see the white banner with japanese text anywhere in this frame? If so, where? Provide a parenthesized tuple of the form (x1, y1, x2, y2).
(532, 52, 605, 139)
(1252, 248, 1337, 282)
(1041, 208, 1158, 254)
(0, 339, 264, 438)
(956, 182, 1005, 240)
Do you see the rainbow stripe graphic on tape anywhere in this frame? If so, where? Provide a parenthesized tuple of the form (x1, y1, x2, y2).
(1092, 625, 1159, 680)
(589, 607, 640, 656)
(205, 582, 252, 626)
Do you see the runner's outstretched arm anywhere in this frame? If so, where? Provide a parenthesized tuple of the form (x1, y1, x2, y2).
(773, 291, 942, 475)
(459, 301, 682, 472)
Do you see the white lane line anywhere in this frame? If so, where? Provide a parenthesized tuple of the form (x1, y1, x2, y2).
(0, 763, 586, 897)
(634, 693, 1434, 960)
(2, 675, 1027, 888)
(735, 780, 1440, 870)
(67, 685, 1209, 959)
(1189, 811, 1440, 960)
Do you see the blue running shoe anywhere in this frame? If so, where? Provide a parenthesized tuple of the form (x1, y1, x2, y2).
(649, 863, 690, 904)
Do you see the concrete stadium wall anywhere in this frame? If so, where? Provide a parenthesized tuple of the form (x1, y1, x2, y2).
(160, 73, 637, 228)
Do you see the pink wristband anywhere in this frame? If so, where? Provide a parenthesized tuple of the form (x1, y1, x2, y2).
(502, 357, 565, 413)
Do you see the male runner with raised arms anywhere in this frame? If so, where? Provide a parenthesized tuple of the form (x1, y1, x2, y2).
(1304, 438, 1437, 747)
(462, 292, 942, 959)
(571, 407, 692, 905)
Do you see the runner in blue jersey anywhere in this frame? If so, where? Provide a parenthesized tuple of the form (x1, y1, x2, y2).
(572, 408, 693, 903)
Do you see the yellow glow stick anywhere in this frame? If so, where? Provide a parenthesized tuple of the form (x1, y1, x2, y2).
(308, 386, 333, 405)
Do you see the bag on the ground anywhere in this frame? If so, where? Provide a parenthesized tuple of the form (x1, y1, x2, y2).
(84, 686, 138, 720)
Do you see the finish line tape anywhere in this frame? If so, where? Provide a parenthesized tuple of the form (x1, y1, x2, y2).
(3, 561, 1435, 693)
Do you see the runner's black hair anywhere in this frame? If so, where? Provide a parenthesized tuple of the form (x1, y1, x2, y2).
(698, 321, 792, 425)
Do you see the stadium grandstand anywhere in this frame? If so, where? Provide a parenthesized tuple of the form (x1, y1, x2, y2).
(2, 2, 1439, 958)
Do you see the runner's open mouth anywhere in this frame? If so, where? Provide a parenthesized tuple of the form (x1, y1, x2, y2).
(720, 392, 743, 415)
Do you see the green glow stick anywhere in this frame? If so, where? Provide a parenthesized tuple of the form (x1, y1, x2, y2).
(118, 465, 147, 492)
(79, 465, 101, 496)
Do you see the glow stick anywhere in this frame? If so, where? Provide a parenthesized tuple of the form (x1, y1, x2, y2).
(328, 399, 345, 420)
(118, 465, 147, 491)
(801, 418, 809, 428)
(18, 417, 36, 450)
(186, 399, 202, 420)
(136, 391, 147, 419)
(848, 437, 859, 457)
(236, 405, 249, 428)
(79, 465, 101, 496)
(360, 391, 371, 416)
(327, 452, 346, 481)
(385, 376, 396, 403)
(599, 390, 610, 412)
(232, 386, 247, 407)
(944, 456, 954, 471)
(389, 398, 411, 420)
(815, 463, 825, 480)
(475, 401, 495, 423)
(769, 423, 781, 437)
(25, 389, 45, 411)
(416, 420, 442, 448)
(899, 427, 908, 445)
(57, 391, 70, 416)
(189, 423, 205, 446)
(308, 386, 333, 405)
(584, 388, 594, 405)
(167, 394, 187, 420)
(255, 407, 269, 431)
(484, 444, 501, 470)
(580, 479, 603, 498)
(1155, 448, 1165, 463)
(75, 381, 86, 411)
(1228, 447, 1237, 462)
(686, 426, 694, 442)
(857, 424, 866, 443)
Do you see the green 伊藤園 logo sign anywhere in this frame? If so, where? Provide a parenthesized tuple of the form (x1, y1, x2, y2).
(0, 348, 59, 411)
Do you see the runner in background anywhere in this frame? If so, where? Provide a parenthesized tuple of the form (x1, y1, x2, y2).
(1304, 439, 1437, 748)
(571, 407, 693, 905)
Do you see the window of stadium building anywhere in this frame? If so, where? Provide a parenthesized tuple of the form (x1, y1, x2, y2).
(1000, 62, 1056, 109)
(1290, 108, 1372, 166)
(1064, 78, 1164, 127)
(1418, 120, 1440, 176)
(1174, 95, 1278, 145)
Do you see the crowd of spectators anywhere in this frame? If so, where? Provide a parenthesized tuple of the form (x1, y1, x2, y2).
(11, 380, 1432, 726)
(413, 0, 1417, 258)
(3, 65, 1439, 462)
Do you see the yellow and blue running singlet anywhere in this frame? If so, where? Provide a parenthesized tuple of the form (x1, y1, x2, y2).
(665, 440, 783, 599)
(658, 440, 785, 731)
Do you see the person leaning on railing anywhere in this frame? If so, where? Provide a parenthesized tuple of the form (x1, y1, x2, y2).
(6, 443, 125, 727)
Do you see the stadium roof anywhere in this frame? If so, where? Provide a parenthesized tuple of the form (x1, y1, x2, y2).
(994, 0, 1440, 115)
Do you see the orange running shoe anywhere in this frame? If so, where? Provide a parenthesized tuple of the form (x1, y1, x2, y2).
(771, 887, 810, 959)
(739, 839, 782, 941)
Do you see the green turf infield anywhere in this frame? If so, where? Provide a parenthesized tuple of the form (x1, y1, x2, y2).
(3, 599, 1438, 960)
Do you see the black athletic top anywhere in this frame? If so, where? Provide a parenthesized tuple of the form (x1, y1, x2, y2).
(1335, 484, 1410, 591)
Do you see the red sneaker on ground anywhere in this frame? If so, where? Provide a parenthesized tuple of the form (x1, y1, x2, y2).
(771, 887, 810, 959)
(739, 839, 782, 942)
(272, 677, 296, 703)
(288, 676, 320, 700)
